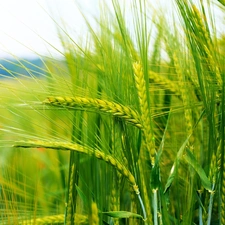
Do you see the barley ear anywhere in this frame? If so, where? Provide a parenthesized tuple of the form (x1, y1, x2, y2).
(133, 62, 155, 165)
(191, 4, 222, 87)
(43, 96, 142, 129)
(173, 53, 194, 145)
(14, 140, 147, 221)
(14, 140, 138, 191)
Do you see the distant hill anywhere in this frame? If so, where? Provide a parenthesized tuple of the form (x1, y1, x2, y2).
(0, 58, 45, 78)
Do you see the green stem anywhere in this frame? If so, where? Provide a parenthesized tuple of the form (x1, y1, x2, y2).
(206, 184, 215, 225)
(136, 192, 147, 224)
(152, 189, 158, 225)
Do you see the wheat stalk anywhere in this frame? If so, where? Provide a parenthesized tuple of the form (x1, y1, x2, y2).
(130, 186, 138, 225)
(137, 146, 153, 225)
(221, 169, 225, 224)
(43, 96, 142, 129)
(65, 164, 75, 225)
(109, 120, 122, 225)
(202, 148, 220, 225)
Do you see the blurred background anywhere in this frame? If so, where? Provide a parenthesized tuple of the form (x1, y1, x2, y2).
(0, 0, 103, 58)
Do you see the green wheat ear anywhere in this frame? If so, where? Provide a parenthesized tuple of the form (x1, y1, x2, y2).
(43, 96, 142, 129)
(14, 140, 138, 192)
(133, 62, 155, 165)
(14, 140, 147, 221)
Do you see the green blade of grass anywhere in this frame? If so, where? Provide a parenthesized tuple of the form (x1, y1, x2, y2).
(101, 211, 143, 219)
(183, 148, 212, 191)
(164, 135, 190, 193)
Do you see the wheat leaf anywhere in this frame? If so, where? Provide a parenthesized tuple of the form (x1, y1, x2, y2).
(102, 211, 143, 219)
(184, 148, 212, 191)
(164, 136, 190, 193)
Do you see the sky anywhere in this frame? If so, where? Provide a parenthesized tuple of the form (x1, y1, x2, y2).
(0, 0, 175, 59)
(0, 0, 102, 58)
(0, 0, 223, 59)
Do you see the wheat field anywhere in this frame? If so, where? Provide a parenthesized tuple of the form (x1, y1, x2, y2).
(0, 0, 225, 224)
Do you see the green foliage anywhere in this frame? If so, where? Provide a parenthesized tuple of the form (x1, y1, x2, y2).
(0, 0, 225, 224)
